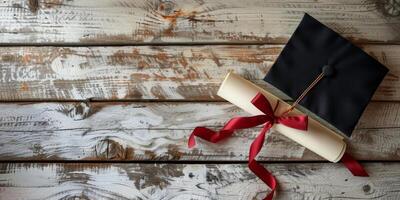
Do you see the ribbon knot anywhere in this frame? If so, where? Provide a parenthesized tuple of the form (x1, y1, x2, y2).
(188, 92, 308, 200)
(188, 92, 368, 200)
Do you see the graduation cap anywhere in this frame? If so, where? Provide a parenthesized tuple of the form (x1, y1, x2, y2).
(264, 13, 389, 137)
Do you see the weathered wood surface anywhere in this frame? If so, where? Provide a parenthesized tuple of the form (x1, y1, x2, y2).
(0, 163, 399, 199)
(0, 1, 399, 199)
(0, 0, 399, 44)
(0, 45, 398, 101)
(0, 101, 398, 161)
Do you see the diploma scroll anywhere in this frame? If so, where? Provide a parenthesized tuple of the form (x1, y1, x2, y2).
(217, 72, 346, 162)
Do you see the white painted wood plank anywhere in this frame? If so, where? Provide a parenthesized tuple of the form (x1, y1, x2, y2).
(0, 101, 398, 161)
(0, 45, 398, 101)
(0, 0, 399, 44)
(0, 163, 399, 199)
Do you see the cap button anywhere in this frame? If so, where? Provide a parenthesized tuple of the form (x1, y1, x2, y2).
(322, 65, 334, 77)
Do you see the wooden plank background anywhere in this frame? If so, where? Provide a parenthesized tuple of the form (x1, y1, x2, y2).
(0, 0, 399, 44)
(0, 0, 399, 199)
(0, 101, 398, 161)
(0, 45, 399, 101)
(1, 163, 400, 199)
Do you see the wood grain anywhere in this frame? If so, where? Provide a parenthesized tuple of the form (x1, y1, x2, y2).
(1, 163, 399, 199)
(0, 101, 398, 161)
(0, 0, 399, 44)
(0, 45, 398, 101)
(0, 1, 398, 199)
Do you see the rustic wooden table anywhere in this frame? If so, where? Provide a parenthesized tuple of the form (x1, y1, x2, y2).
(0, 0, 399, 199)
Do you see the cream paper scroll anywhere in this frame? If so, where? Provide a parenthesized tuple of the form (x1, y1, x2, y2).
(217, 72, 346, 162)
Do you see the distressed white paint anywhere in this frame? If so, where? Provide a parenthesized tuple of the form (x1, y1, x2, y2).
(0, 101, 398, 161)
(1, 163, 399, 199)
(0, 0, 399, 44)
(0, 45, 398, 101)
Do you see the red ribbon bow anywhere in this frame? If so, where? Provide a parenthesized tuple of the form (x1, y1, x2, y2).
(188, 92, 368, 200)
(189, 93, 307, 200)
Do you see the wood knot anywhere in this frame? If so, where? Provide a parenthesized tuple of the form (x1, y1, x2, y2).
(363, 184, 371, 193)
(188, 172, 195, 178)
(158, 1, 175, 15)
(28, 0, 39, 14)
(94, 139, 134, 160)
(374, 0, 400, 17)
(57, 102, 92, 121)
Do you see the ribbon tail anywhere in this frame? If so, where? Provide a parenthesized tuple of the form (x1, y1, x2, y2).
(188, 127, 234, 148)
(188, 115, 268, 148)
(248, 124, 277, 200)
(188, 131, 196, 148)
(249, 160, 276, 200)
(341, 152, 369, 177)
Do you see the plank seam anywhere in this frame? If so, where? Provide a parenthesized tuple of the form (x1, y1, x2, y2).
(0, 41, 399, 47)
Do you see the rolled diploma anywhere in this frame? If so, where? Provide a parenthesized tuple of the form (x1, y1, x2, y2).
(217, 72, 346, 162)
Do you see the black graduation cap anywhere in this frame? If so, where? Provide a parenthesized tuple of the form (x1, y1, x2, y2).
(264, 13, 389, 137)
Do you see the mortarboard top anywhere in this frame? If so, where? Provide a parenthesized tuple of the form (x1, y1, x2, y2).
(264, 13, 388, 137)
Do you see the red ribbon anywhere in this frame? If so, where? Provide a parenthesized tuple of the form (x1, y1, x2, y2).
(188, 92, 368, 200)
(341, 152, 369, 177)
